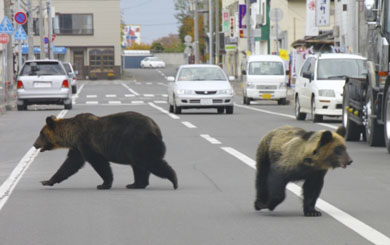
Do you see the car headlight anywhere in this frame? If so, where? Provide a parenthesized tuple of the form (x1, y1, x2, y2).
(318, 89, 335, 97)
(218, 89, 234, 95)
(247, 82, 255, 89)
(176, 89, 193, 95)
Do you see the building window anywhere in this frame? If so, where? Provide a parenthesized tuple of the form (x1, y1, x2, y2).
(54, 14, 93, 35)
(89, 48, 114, 72)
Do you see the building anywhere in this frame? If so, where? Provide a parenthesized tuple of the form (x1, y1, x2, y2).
(24, 0, 121, 79)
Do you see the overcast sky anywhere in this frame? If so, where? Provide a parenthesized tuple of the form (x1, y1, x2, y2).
(121, 0, 180, 44)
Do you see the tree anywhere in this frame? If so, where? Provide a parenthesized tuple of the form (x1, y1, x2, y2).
(154, 34, 184, 53)
(174, 0, 192, 22)
(150, 42, 165, 53)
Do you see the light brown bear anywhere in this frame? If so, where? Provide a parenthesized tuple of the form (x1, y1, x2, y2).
(254, 125, 352, 216)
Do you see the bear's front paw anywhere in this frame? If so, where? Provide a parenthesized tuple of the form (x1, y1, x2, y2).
(304, 209, 322, 217)
(97, 184, 112, 190)
(254, 200, 268, 211)
(41, 180, 54, 186)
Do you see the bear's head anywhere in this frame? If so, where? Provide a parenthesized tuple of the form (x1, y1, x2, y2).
(33, 116, 63, 152)
(302, 126, 352, 170)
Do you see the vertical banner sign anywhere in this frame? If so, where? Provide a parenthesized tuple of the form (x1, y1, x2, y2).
(222, 10, 230, 33)
(316, 0, 330, 26)
(239, 4, 246, 29)
(305, 0, 319, 36)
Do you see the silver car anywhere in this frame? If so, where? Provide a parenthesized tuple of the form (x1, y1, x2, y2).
(62, 62, 78, 94)
(16, 60, 73, 110)
(167, 64, 234, 114)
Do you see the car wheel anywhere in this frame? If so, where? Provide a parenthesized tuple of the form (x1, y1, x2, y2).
(72, 85, 77, 94)
(64, 101, 73, 110)
(169, 104, 174, 113)
(365, 86, 385, 146)
(278, 98, 287, 105)
(17, 104, 27, 111)
(311, 97, 322, 122)
(226, 106, 234, 114)
(217, 107, 225, 114)
(295, 95, 306, 120)
(173, 95, 181, 114)
(243, 96, 250, 105)
(343, 83, 363, 141)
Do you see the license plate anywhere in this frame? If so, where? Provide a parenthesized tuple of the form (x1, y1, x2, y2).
(201, 99, 213, 105)
(261, 94, 272, 99)
(34, 82, 52, 88)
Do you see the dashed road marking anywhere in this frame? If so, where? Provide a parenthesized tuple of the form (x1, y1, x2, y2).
(182, 121, 197, 128)
(200, 134, 221, 144)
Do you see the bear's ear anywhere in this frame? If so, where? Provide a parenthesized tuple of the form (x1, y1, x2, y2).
(319, 131, 333, 147)
(46, 116, 57, 130)
(336, 126, 346, 137)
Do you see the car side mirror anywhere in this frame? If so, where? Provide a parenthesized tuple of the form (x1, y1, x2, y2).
(167, 76, 175, 82)
(242, 70, 247, 75)
(303, 71, 313, 81)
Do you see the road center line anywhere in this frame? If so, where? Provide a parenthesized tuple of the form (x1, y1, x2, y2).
(200, 134, 221, 144)
(121, 82, 140, 96)
(182, 121, 197, 128)
(220, 146, 390, 245)
(148, 102, 180, 119)
(234, 103, 338, 130)
(0, 110, 69, 212)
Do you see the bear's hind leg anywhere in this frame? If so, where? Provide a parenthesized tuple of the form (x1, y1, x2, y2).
(146, 159, 178, 189)
(266, 172, 287, 211)
(302, 171, 326, 217)
(84, 152, 113, 190)
(126, 165, 150, 189)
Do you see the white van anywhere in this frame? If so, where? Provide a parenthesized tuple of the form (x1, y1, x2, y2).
(242, 55, 288, 105)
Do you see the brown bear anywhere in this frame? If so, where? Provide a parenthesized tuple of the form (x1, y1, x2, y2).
(33, 111, 178, 190)
(254, 125, 352, 216)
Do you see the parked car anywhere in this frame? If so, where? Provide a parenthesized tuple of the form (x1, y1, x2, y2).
(242, 55, 288, 105)
(140, 57, 166, 68)
(16, 60, 73, 110)
(167, 64, 234, 114)
(62, 62, 78, 94)
(294, 53, 367, 122)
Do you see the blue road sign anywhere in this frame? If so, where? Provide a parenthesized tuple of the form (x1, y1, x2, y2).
(14, 25, 27, 40)
(0, 16, 15, 34)
(15, 12, 27, 25)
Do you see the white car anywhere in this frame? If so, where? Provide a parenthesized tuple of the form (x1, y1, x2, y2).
(242, 55, 288, 105)
(295, 53, 367, 122)
(140, 57, 166, 68)
(62, 62, 78, 94)
(167, 64, 234, 114)
(16, 60, 73, 110)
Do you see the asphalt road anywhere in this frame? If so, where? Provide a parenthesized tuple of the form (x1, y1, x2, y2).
(0, 67, 389, 245)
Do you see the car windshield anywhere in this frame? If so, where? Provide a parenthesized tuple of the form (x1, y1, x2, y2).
(177, 67, 226, 81)
(248, 61, 284, 75)
(317, 59, 367, 80)
(20, 62, 66, 76)
(149, 57, 161, 61)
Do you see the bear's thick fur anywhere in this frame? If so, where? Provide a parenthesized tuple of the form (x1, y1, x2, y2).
(33, 112, 178, 190)
(254, 125, 352, 216)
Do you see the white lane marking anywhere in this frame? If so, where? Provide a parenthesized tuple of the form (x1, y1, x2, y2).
(132, 101, 144, 104)
(106, 94, 117, 98)
(146, 82, 152, 85)
(235, 103, 338, 130)
(144, 94, 155, 97)
(148, 102, 180, 119)
(86, 101, 99, 105)
(121, 82, 140, 96)
(72, 83, 85, 104)
(125, 94, 135, 97)
(200, 134, 221, 144)
(108, 101, 121, 105)
(86, 95, 97, 98)
(182, 121, 197, 129)
(153, 101, 167, 104)
(0, 110, 69, 212)
(158, 82, 168, 87)
(221, 146, 390, 245)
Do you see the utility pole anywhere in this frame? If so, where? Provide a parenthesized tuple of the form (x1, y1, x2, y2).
(17, 0, 22, 73)
(27, 0, 34, 60)
(47, 0, 53, 59)
(4, 0, 14, 106)
(39, 0, 45, 59)
(194, 0, 200, 64)
(246, 0, 252, 55)
(208, 0, 213, 64)
(215, 0, 220, 65)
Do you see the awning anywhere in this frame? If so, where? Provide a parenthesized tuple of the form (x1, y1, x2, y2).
(21, 45, 67, 54)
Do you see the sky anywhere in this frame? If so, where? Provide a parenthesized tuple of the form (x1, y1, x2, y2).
(121, 0, 181, 44)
